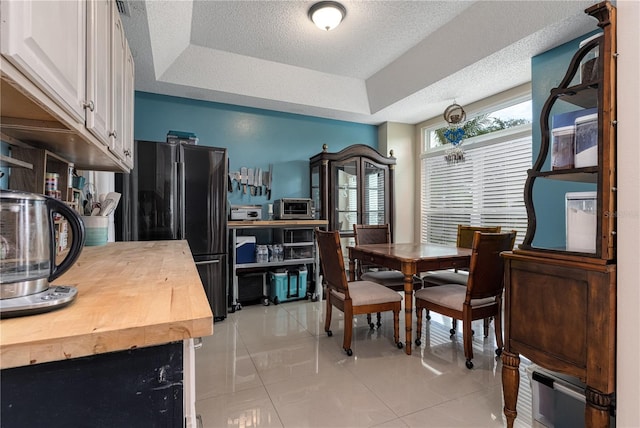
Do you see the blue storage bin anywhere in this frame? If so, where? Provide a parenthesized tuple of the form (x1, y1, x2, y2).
(269, 267, 307, 304)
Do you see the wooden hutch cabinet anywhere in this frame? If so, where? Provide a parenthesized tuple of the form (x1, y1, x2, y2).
(309, 144, 395, 250)
(501, 2, 616, 427)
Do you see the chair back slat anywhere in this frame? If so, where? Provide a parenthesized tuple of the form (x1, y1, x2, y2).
(457, 225, 502, 248)
(466, 231, 516, 300)
(353, 224, 391, 245)
(315, 228, 350, 297)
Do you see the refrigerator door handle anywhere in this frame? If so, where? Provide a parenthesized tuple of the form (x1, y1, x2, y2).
(179, 161, 186, 240)
(172, 161, 180, 240)
(194, 259, 221, 265)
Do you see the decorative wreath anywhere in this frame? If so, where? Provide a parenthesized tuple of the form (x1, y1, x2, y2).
(443, 103, 467, 125)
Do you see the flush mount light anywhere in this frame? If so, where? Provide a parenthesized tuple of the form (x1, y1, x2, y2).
(308, 1, 346, 31)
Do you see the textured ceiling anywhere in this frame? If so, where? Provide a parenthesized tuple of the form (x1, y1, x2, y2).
(120, 0, 598, 125)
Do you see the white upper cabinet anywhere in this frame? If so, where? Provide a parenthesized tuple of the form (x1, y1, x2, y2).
(86, 0, 112, 147)
(110, 6, 126, 158)
(0, 0, 134, 172)
(1, 1, 87, 123)
(123, 42, 135, 169)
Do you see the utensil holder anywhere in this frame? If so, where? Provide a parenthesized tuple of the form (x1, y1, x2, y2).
(81, 216, 109, 246)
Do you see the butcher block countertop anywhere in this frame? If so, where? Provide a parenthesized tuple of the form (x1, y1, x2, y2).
(0, 241, 213, 370)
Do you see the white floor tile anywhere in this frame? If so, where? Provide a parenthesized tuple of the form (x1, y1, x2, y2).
(195, 300, 533, 428)
(196, 385, 283, 428)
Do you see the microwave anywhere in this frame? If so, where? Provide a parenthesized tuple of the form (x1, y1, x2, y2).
(274, 198, 314, 220)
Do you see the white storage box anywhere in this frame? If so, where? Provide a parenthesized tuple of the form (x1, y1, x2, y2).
(566, 191, 596, 253)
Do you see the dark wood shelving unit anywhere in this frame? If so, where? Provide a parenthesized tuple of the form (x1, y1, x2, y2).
(501, 3, 617, 427)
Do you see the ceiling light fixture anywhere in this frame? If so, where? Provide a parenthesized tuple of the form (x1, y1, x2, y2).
(308, 1, 346, 31)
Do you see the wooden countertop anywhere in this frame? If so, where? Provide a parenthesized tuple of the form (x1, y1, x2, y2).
(0, 241, 213, 369)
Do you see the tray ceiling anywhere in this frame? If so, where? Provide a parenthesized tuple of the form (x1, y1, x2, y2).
(121, 1, 597, 125)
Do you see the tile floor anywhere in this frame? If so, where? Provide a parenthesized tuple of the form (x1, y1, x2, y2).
(195, 299, 533, 427)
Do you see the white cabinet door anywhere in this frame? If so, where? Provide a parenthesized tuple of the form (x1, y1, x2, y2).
(0, 1, 86, 122)
(123, 42, 135, 169)
(109, 5, 126, 157)
(86, 0, 112, 147)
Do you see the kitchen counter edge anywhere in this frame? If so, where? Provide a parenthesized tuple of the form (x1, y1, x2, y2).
(0, 241, 213, 369)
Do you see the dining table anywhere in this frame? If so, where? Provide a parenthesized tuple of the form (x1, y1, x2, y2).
(348, 242, 472, 355)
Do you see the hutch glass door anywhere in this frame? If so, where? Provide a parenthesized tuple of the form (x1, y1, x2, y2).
(310, 164, 321, 220)
(333, 159, 359, 234)
(363, 160, 386, 226)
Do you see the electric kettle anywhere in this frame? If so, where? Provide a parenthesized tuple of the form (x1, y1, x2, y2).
(0, 190, 85, 316)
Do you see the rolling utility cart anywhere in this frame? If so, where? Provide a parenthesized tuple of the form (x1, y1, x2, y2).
(228, 220, 327, 311)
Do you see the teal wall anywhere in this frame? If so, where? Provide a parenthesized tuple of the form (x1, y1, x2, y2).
(530, 32, 598, 248)
(133, 92, 378, 207)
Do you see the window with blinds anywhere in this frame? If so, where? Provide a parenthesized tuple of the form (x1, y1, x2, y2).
(421, 130, 531, 246)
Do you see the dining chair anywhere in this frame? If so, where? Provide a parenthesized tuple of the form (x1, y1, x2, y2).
(420, 225, 503, 334)
(315, 228, 403, 356)
(421, 225, 502, 288)
(414, 230, 516, 369)
(353, 224, 422, 328)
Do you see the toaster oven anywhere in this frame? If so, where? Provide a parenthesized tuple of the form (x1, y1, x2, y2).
(274, 198, 314, 220)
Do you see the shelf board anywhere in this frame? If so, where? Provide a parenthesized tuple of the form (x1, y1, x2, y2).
(531, 167, 598, 183)
(228, 220, 327, 228)
(0, 154, 33, 169)
(280, 242, 314, 247)
(513, 247, 609, 265)
(236, 258, 315, 270)
(553, 83, 598, 109)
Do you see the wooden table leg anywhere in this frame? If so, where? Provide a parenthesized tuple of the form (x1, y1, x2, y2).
(404, 272, 413, 355)
(501, 351, 520, 428)
(585, 388, 613, 428)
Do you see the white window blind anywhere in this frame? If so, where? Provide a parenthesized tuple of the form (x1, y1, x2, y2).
(421, 134, 531, 246)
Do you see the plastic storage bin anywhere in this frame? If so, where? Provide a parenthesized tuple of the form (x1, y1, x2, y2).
(579, 33, 601, 84)
(574, 113, 598, 168)
(283, 245, 313, 260)
(566, 191, 597, 253)
(527, 364, 615, 427)
(551, 108, 598, 170)
(268, 267, 307, 304)
(551, 126, 574, 170)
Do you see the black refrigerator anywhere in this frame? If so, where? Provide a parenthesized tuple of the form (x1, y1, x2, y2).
(126, 140, 228, 321)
